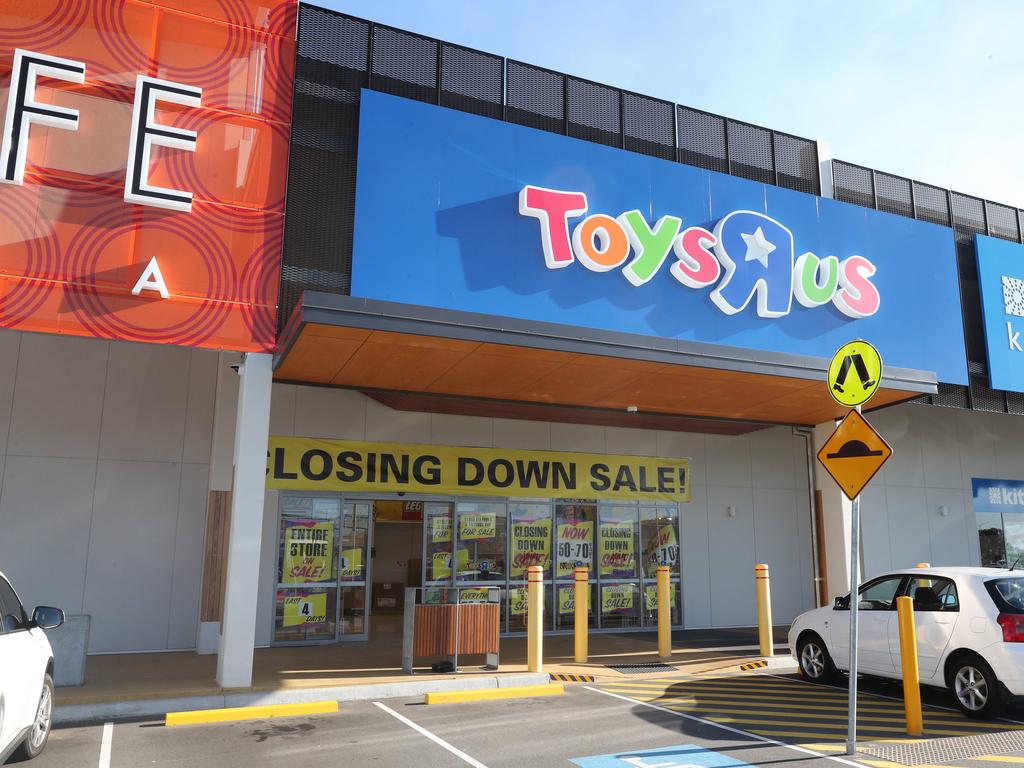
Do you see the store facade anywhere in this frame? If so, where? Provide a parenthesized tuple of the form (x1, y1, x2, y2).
(5, 0, 1024, 690)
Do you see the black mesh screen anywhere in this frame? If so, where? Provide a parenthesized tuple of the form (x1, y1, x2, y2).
(950, 192, 988, 366)
(874, 172, 912, 218)
(987, 202, 1021, 243)
(773, 132, 818, 195)
(370, 25, 438, 103)
(506, 60, 564, 134)
(912, 182, 950, 226)
(1008, 391, 1024, 415)
(677, 107, 727, 174)
(726, 120, 773, 184)
(623, 92, 674, 161)
(279, 7, 369, 328)
(567, 77, 621, 148)
(969, 362, 1007, 413)
(832, 161, 874, 209)
(931, 383, 971, 409)
(440, 43, 503, 119)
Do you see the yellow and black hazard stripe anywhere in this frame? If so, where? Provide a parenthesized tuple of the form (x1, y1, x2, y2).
(739, 660, 768, 671)
(550, 673, 595, 683)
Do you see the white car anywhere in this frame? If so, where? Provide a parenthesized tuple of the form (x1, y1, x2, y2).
(789, 567, 1024, 719)
(0, 571, 63, 763)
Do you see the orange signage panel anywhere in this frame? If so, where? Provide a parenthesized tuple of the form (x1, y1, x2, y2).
(816, 409, 893, 500)
(0, 0, 297, 352)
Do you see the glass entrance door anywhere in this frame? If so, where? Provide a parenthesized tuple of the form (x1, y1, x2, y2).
(340, 501, 372, 640)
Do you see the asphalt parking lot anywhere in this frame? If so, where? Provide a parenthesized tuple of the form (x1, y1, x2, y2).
(16, 671, 1024, 768)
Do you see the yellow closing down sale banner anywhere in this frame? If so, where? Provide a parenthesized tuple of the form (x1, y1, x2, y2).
(267, 437, 690, 502)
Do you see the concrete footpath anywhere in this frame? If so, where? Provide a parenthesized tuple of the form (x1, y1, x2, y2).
(54, 626, 792, 724)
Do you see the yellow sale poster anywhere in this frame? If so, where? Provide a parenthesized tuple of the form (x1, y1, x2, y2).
(644, 583, 678, 611)
(282, 592, 328, 627)
(431, 514, 451, 543)
(340, 548, 362, 580)
(282, 521, 334, 583)
(556, 520, 593, 577)
(599, 520, 635, 577)
(510, 586, 529, 615)
(510, 517, 552, 577)
(459, 512, 496, 540)
(645, 523, 679, 572)
(558, 586, 576, 615)
(601, 584, 634, 614)
(459, 588, 494, 603)
(431, 548, 469, 580)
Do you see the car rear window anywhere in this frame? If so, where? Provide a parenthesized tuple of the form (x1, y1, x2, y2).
(985, 577, 1024, 613)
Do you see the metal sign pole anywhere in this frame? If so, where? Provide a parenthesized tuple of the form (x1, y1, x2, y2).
(846, 404, 862, 756)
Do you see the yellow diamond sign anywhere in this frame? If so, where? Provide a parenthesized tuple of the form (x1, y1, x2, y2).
(817, 409, 892, 500)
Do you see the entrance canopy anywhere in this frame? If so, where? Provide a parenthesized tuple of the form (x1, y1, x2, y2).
(274, 293, 936, 433)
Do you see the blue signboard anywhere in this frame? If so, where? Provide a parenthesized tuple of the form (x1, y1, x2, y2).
(571, 743, 754, 768)
(972, 478, 1024, 515)
(352, 89, 967, 384)
(976, 235, 1024, 392)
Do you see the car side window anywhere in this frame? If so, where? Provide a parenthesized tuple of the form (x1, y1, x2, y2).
(0, 576, 28, 632)
(857, 576, 904, 611)
(905, 576, 959, 612)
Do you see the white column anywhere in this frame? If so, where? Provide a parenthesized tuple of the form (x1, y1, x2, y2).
(814, 419, 854, 602)
(817, 140, 834, 200)
(216, 352, 273, 688)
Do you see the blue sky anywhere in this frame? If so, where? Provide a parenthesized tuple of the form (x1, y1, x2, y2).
(314, 0, 1024, 208)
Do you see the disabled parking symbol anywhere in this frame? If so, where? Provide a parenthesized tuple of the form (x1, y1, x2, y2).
(570, 744, 755, 768)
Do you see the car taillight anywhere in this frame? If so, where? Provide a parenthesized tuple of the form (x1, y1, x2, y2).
(998, 612, 1024, 642)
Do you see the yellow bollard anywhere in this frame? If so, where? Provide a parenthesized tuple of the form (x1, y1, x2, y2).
(916, 563, 930, 568)
(755, 564, 773, 658)
(527, 565, 544, 673)
(657, 565, 671, 659)
(574, 567, 588, 663)
(896, 596, 923, 735)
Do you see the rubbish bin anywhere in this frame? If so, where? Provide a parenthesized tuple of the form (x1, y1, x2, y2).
(44, 614, 90, 686)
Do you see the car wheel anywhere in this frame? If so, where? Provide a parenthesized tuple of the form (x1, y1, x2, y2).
(798, 633, 836, 683)
(13, 673, 54, 761)
(951, 657, 1005, 719)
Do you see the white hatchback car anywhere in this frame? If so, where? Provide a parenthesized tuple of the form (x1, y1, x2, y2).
(0, 571, 63, 763)
(789, 567, 1024, 719)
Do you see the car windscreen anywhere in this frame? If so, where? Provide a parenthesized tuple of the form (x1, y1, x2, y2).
(985, 577, 1024, 613)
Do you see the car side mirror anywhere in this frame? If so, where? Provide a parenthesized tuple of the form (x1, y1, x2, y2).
(32, 606, 64, 630)
(834, 595, 849, 609)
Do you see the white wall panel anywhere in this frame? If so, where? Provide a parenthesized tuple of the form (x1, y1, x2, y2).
(707, 486, 755, 626)
(255, 489, 280, 647)
(429, 413, 492, 447)
(604, 427, 657, 456)
(269, 383, 297, 436)
(919, 406, 964, 490)
(752, 488, 803, 621)
(705, 434, 751, 488)
(491, 418, 550, 450)
(680, 501, 710, 628)
(0, 455, 95, 615)
(8, 333, 108, 459)
(365, 397, 431, 443)
(167, 463, 209, 649)
(884, 485, 930, 571)
(749, 428, 797, 489)
(293, 386, 365, 440)
(99, 342, 190, 463)
(0, 331, 22, 453)
(549, 423, 606, 453)
(925, 487, 969, 567)
(84, 460, 181, 652)
(183, 349, 218, 464)
(859, 484, 891, 579)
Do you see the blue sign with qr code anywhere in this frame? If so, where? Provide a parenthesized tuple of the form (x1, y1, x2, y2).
(976, 234, 1024, 393)
(570, 744, 755, 768)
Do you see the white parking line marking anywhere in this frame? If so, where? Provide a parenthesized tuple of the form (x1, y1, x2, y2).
(98, 722, 112, 768)
(372, 701, 489, 768)
(586, 686, 869, 768)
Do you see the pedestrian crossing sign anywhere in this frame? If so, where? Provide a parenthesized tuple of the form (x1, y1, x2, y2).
(827, 340, 882, 407)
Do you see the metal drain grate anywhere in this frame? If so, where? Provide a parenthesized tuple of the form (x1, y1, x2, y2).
(606, 662, 676, 674)
(859, 729, 1024, 766)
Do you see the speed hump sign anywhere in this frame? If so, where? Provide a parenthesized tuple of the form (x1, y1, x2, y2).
(827, 340, 882, 408)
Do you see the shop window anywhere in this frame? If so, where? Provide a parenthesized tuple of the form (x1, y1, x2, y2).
(598, 505, 641, 628)
(274, 495, 341, 643)
(554, 501, 596, 629)
(1006, 513, 1024, 568)
(978, 512, 1006, 567)
(640, 506, 681, 626)
(425, 503, 454, 585)
(455, 502, 507, 582)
